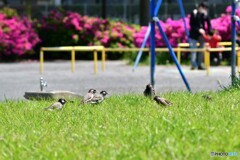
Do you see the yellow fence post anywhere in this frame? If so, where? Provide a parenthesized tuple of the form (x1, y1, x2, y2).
(205, 49, 210, 76)
(40, 49, 44, 74)
(204, 49, 207, 71)
(102, 47, 106, 72)
(204, 49, 209, 76)
(71, 48, 76, 73)
(177, 46, 181, 63)
(94, 49, 98, 74)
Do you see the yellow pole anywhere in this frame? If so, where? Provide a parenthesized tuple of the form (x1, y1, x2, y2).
(94, 50, 98, 74)
(204, 50, 207, 70)
(71, 49, 76, 73)
(102, 47, 106, 72)
(40, 50, 44, 74)
(205, 50, 210, 76)
(177, 46, 181, 63)
(204, 50, 208, 75)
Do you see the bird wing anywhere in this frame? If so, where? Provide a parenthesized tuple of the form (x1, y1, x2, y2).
(143, 89, 149, 96)
(82, 93, 94, 103)
(45, 102, 62, 110)
(163, 98, 173, 105)
(89, 93, 104, 104)
(159, 98, 172, 106)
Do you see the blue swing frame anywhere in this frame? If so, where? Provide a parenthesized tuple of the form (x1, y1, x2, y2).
(134, 0, 191, 92)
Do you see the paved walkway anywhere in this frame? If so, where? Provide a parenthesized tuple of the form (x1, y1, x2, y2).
(0, 60, 233, 101)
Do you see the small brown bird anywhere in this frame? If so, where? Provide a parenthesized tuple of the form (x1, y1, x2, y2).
(153, 96, 172, 106)
(89, 90, 108, 104)
(143, 84, 155, 98)
(82, 89, 97, 103)
(44, 98, 67, 110)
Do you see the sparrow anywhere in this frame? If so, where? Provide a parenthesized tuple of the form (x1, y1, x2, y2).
(153, 96, 172, 106)
(44, 98, 67, 110)
(82, 89, 97, 103)
(144, 84, 155, 98)
(89, 90, 108, 104)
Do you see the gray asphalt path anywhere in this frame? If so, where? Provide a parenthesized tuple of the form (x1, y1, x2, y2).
(0, 60, 232, 101)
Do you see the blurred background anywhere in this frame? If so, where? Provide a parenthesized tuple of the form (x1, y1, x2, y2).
(0, 0, 230, 25)
(0, 0, 234, 64)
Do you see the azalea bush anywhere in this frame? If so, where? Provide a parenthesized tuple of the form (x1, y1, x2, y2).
(35, 10, 139, 60)
(91, 21, 138, 48)
(134, 19, 189, 48)
(36, 10, 138, 48)
(211, 5, 240, 41)
(134, 5, 239, 48)
(0, 12, 40, 59)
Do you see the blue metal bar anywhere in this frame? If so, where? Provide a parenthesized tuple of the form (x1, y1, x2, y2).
(156, 20, 191, 92)
(154, 0, 163, 16)
(133, 24, 151, 71)
(176, 0, 189, 39)
(150, 0, 156, 86)
(231, 0, 237, 83)
(237, 20, 240, 26)
(133, 0, 163, 70)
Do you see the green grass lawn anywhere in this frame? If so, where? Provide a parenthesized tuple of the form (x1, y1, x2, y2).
(0, 89, 239, 160)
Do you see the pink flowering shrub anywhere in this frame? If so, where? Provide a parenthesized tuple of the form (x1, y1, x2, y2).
(134, 18, 189, 47)
(134, 5, 239, 47)
(0, 13, 40, 58)
(36, 10, 138, 48)
(91, 21, 138, 48)
(211, 5, 240, 40)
